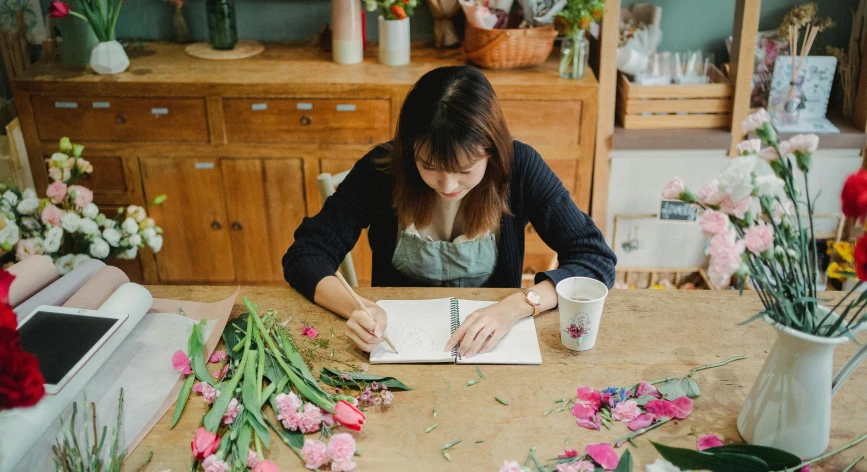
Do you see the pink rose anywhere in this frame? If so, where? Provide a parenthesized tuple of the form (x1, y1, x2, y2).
(571, 386, 601, 419)
(67, 185, 93, 208)
(46, 181, 67, 204)
(700, 210, 730, 237)
(171, 350, 192, 374)
(299, 402, 323, 433)
(585, 443, 620, 470)
(222, 397, 240, 425)
(697, 179, 723, 205)
(202, 455, 229, 472)
(697, 434, 724, 451)
(41, 204, 63, 226)
(300, 439, 328, 470)
(326, 433, 356, 462)
(662, 177, 685, 200)
(628, 413, 656, 431)
(500, 461, 523, 472)
(745, 224, 774, 254)
(611, 400, 640, 422)
(252, 461, 280, 472)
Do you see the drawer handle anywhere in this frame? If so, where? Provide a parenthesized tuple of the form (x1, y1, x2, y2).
(296, 103, 313, 110)
(92, 101, 110, 108)
(336, 104, 356, 112)
(251, 103, 268, 111)
(115, 113, 126, 124)
(231, 221, 243, 231)
(195, 162, 215, 169)
(151, 107, 169, 115)
(211, 221, 223, 231)
(54, 101, 78, 109)
(300, 115, 312, 126)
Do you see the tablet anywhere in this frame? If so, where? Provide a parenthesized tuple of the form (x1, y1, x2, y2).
(17, 306, 128, 395)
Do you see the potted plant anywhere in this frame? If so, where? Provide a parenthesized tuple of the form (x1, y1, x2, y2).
(48, 0, 129, 74)
(661, 109, 867, 459)
(364, 0, 418, 66)
(554, 0, 604, 79)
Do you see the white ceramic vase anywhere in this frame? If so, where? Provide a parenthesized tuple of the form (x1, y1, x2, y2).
(737, 311, 867, 458)
(89, 40, 129, 75)
(378, 16, 410, 66)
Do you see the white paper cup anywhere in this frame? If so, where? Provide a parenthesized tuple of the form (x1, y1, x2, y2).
(556, 277, 609, 351)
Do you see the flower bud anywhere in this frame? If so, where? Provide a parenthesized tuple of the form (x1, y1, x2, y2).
(72, 143, 84, 158)
(787, 248, 800, 260)
(757, 122, 779, 146)
(58, 137, 72, 153)
(795, 151, 813, 173)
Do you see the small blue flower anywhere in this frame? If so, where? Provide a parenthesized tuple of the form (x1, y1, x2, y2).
(602, 386, 618, 395)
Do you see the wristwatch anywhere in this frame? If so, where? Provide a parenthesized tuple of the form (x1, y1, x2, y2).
(522, 289, 542, 317)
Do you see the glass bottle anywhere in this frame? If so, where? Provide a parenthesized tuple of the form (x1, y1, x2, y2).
(774, 81, 806, 126)
(206, 0, 237, 50)
(559, 28, 588, 80)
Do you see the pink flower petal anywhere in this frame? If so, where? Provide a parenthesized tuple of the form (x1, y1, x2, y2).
(635, 380, 660, 398)
(571, 386, 601, 419)
(697, 434, 724, 451)
(214, 364, 230, 379)
(575, 414, 600, 430)
(192, 382, 205, 393)
(208, 350, 228, 363)
(627, 413, 656, 431)
(644, 399, 674, 418)
(171, 350, 192, 374)
(557, 449, 579, 459)
(585, 443, 620, 470)
(670, 396, 694, 419)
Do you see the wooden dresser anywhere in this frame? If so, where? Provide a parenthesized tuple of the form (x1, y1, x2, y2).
(11, 43, 598, 285)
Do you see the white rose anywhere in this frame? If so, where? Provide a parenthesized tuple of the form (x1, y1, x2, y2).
(129, 234, 142, 246)
(102, 227, 121, 246)
(60, 212, 81, 233)
(122, 217, 139, 235)
(718, 155, 757, 202)
(72, 253, 92, 268)
(42, 226, 63, 253)
(21, 188, 36, 200)
(89, 237, 110, 259)
(82, 203, 100, 219)
(141, 227, 157, 241)
(78, 218, 100, 236)
(755, 174, 785, 199)
(147, 234, 163, 252)
(2, 190, 18, 207)
(54, 253, 75, 275)
(0, 220, 20, 248)
(16, 197, 39, 215)
(117, 246, 138, 260)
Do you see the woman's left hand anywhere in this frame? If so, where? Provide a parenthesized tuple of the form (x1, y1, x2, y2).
(444, 301, 527, 358)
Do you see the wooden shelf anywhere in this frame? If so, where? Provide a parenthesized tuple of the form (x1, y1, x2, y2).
(612, 125, 733, 151)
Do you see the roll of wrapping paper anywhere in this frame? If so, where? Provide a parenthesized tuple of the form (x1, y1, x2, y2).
(13, 259, 105, 322)
(0, 283, 153, 472)
(62, 266, 130, 310)
(7, 255, 59, 308)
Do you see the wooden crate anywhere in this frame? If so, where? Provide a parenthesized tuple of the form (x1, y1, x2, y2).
(616, 65, 734, 129)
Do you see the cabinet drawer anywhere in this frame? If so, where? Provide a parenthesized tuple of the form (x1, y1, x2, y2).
(223, 99, 390, 144)
(31, 96, 209, 142)
(500, 100, 583, 147)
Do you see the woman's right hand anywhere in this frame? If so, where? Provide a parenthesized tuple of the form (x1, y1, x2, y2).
(345, 304, 388, 352)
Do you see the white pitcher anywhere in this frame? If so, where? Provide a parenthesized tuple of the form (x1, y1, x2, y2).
(737, 310, 867, 459)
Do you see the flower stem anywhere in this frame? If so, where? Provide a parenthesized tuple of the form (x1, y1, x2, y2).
(779, 433, 867, 471)
(689, 356, 749, 375)
(842, 454, 865, 472)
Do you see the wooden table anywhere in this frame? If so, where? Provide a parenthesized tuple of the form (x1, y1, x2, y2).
(128, 287, 867, 471)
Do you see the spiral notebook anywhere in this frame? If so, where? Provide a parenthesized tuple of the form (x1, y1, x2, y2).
(369, 298, 542, 365)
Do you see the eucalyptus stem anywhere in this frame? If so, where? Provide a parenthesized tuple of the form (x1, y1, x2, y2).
(780, 433, 867, 471)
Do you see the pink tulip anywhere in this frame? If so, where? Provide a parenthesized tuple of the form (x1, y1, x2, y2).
(252, 460, 280, 472)
(190, 427, 219, 461)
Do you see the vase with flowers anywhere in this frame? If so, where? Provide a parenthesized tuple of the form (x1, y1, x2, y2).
(365, 0, 418, 66)
(661, 109, 867, 459)
(554, 0, 603, 79)
(48, 0, 128, 74)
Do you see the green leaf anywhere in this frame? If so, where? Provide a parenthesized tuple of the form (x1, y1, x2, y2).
(658, 378, 689, 400)
(242, 350, 267, 433)
(319, 367, 413, 391)
(286, 428, 304, 450)
(651, 441, 770, 472)
(262, 351, 286, 384)
(235, 421, 253, 461)
(613, 449, 633, 472)
(495, 396, 509, 405)
(247, 411, 271, 449)
(464, 379, 480, 387)
(703, 445, 800, 469)
(189, 321, 214, 386)
(223, 315, 251, 361)
(634, 395, 657, 406)
(685, 378, 702, 398)
(170, 375, 195, 429)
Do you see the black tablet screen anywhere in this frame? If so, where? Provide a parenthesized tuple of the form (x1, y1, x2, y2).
(18, 311, 119, 385)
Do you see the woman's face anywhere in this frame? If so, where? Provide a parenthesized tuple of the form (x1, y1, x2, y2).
(415, 149, 489, 202)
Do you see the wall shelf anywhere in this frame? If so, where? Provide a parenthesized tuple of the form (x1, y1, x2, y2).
(612, 125, 733, 151)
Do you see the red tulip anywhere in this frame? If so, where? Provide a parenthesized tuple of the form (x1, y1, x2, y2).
(332, 400, 366, 431)
(190, 427, 220, 461)
(252, 461, 280, 472)
(842, 169, 867, 219)
(48, 1, 70, 18)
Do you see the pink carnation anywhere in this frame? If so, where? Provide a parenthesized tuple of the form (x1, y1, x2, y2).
(326, 433, 356, 462)
(556, 462, 595, 472)
(222, 398, 241, 425)
(276, 392, 303, 412)
(208, 350, 228, 363)
(278, 409, 301, 431)
(201, 455, 229, 472)
(697, 434, 724, 451)
(331, 461, 357, 472)
(742, 108, 771, 133)
(635, 380, 660, 398)
(322, 412, 335, 426)
(700, 209, 729, 236)
(67, 185, 93, 208)
(300, 402, 323, 433)
(697, 179, 724, 205)
(744, 224, 774, 254)
(787, 134, 819, 153)
(253, 461, 280, 472)
(585, 443, 620, 470)
(247, 449, 260, 469)
(736, 138, 762, 155)
(41, 204, 62, 226)
(662, 177, 685, 200)
(192, 382, 219, 404)
(571, 386, 601, 419)
(611, 400, 640, 422)
(720, 195, 752, 220)
(708, 231, 746, 287)
(171, 350, 192, 374)
(558, 449, 579, 458)
(300, 439, 328, 470)
(301, 324, 318, 339)
(500, 461, 523, 472)
(628, 413, 656, 431)
(46, 181, 67, 204)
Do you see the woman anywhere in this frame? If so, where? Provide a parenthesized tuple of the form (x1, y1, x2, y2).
(283, 65, 615, 358)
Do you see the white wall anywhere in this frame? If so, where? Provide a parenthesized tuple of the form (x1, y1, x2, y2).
(606, 148, 863, 269)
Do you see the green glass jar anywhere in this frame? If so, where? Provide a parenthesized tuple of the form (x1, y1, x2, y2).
(206, 0, 237, 50)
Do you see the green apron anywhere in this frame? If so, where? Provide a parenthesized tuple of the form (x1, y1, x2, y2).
(391, 230, 498, 287)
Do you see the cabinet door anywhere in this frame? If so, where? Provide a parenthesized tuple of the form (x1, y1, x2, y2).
(140, 158, 235, 282)
(319, 159, 373, 286)
(221, 158, 306, 283)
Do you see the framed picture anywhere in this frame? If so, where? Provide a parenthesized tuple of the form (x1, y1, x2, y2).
(768, 55, 837, 122)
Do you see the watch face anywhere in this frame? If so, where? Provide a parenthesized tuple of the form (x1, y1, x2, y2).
(526, 291, 541, 306)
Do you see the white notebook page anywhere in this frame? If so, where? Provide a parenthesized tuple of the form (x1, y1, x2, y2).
(456, 299, 543, 365)
(369, 298, 455, 364)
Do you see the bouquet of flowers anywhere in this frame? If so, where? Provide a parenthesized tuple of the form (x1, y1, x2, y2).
(0, 138, 165, 275)
(364, 0, 417, 21)
(662, 109, 865, 338)
(48, 0, 124, 43)
(553, 0, 604, 79)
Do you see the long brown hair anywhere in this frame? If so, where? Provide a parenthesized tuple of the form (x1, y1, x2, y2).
(380, 66, 513, 239)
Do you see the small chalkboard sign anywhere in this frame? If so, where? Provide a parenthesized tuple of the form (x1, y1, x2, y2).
(659, 199, 698, 222)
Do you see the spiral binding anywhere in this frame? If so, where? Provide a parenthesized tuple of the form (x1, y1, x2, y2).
(449, 297, 461, 361)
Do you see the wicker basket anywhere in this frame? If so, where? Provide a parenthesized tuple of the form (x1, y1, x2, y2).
(462, 24, 557, 69)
